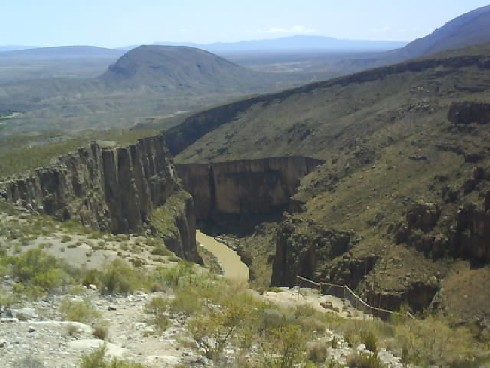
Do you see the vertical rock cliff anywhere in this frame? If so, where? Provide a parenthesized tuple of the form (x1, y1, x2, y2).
(2, 135, 198, 260)
(175, 156, 324, 220)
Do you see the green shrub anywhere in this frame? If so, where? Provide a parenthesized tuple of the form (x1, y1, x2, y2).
(188, 295, 256, 361)
(7, 248, 72, 291)
(61, 235, 71, 243)
(152, 261, 196, 288)
(170, 286, 202, 316)
(150, 245, 172, 257)
(394, 315, 479, 366)
(59, 298, 100, 323)
(346, 352, 385, 368)
(100, 259, 145, 294)
(144, 296, 170, 332)
(307, 341, 329, 363)
(79, 346, 146, 368)
(258, 324, 306, 368)
(361, 331, 378, 353)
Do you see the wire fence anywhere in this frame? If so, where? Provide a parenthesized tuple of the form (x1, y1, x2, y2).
(296, 276, 415, 320)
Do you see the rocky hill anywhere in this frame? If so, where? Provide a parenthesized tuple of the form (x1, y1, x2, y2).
(379, 5, 490, 64)
(330, 6, 490, 73)
(167, 43, 490, 326)
(99, 45, 273, 92)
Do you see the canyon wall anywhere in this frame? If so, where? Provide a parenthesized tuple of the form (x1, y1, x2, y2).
(1, 136, 198, 260)
(175, 156, 324, 220)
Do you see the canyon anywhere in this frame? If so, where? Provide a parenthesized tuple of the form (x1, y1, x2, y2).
(175, 156, 324, 220)
(0, 137, 324, 270)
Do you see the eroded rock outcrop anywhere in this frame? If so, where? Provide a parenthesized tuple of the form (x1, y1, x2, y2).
(176, 157, 324, 220)
(453, 194, 490, 265)
(271, 216, 356, 286)
(2, 136, 198, 260)
(392, 193, 490, 265)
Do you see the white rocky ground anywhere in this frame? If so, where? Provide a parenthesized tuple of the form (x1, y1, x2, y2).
(0, 285, 405, 368)
(0, 288, 204, 368)
(0, 210, 405, 367)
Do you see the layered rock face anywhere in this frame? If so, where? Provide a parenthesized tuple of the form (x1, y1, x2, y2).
(175, 157, 324, 220)
(2, 136, 198, 259)
(392, 194, 490, 266)
(271, 216, 356, 286)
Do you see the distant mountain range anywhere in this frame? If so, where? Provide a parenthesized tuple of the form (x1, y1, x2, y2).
(150, 35, 408, 52)
(0, 46, 124, 59)
(0, 45, 35, 52)
(0, 35, 408, 58)
(2, 4, 489, 60)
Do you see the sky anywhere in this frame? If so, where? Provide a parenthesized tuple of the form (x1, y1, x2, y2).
(1, 0, 489, 48)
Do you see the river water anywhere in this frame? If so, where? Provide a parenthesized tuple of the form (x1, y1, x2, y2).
(196, 230, 249, 282)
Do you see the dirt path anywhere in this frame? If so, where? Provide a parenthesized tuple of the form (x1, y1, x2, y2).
(196, 230, 249, 282)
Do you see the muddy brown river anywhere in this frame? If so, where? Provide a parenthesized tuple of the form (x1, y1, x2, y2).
(196, 230, 249, 282)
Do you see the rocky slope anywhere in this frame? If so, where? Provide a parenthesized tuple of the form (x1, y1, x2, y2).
(0, 135, 198, 260)
(385, 5, 490, 62)
(169, 44, 490, 321)
(0, 283, 405, 368)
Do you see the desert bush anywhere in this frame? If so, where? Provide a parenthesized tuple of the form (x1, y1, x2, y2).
(0, 287, 15, 306)
(59, 297, 100, 323)
(393, 314, 480, 366)
(361, 331, 378, 353)
(150, 244, 172, 257)
(183, 279, 264, 361)
(187, 294, 257, 361)
(66, 323, 81, 337)
(161, 261, 196, 286)
(257, 324, 307, 368)
(80, 268, 102, 288)
(144, 296, 170, 332)
(61, 235, 71, 243)
(99, 259, 146, 294)
(93, 322, 109, 340)
(347, 352, 385, 368)
(307, 341, 329, 363)
(12, 356, 45, 368)
(170, 286, 203, 316)
(6, 248, 72, 292)
(78, 346, 145, 368)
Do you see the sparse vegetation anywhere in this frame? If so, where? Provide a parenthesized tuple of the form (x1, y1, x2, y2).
(78, 347, 146, 368)
(59, 297, 100, 323)
(144, 296, 170, 332)
(12, 356, 46, 368)
(93, 322, 109, 340)
(347, 351, 385, 368)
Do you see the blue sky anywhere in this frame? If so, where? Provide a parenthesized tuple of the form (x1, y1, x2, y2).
(2, 0, 489, 47)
